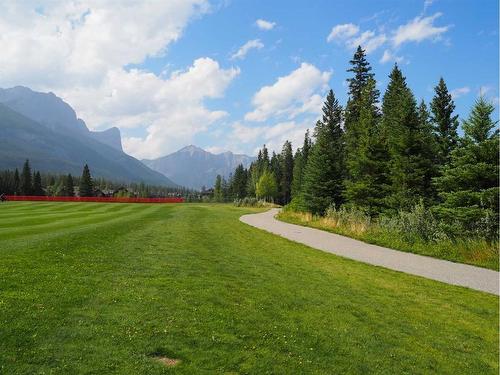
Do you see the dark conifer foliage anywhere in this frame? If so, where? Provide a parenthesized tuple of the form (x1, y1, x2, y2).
(431, 77, 459, 166)
(280, 140, 294, 205)
(65, 174, 75, 197)
(13, 169, 20, 195)
(79, 164, 94, 197)
(301, 90, 344, 214)
(434, 96, 499, 238)
(344, 77, 388, 214)
(381, 65, 436, 211)
(33, 171, 44, 196)
(20, 159, 32, 196)
(290, 130, 311, 199)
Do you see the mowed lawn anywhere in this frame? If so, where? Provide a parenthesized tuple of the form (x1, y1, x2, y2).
(0, 202, 498, 374)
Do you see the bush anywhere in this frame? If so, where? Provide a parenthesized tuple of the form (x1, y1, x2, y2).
(380, 202, 447, 243)
(233, 197, 270, 207)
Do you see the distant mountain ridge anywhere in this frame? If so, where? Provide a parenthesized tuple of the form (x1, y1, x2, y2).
(0, 86, 123, 151)
(143, 145, 255, 189)
(0, 86, 176, 186)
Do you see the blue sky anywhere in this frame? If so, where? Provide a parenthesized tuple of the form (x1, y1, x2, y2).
(0, 0, 498, 158)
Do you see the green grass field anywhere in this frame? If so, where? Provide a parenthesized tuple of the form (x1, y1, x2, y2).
(0, 202, 498, 374)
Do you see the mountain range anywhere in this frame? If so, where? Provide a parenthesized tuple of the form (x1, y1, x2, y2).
(0, 86, 255, 189)
(0, 86, 176, 186)
(143, 145, 255, 190)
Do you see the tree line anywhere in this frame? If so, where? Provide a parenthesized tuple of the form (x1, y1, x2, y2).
(217, 46, 499, 240)
(0, 161, 196, 198)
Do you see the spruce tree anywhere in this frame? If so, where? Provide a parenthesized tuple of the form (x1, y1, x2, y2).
(344, 46, 376, 161)
(79, 164, 94, 197)
(431, 77, 459, 165)
(65, 174, 75, 197)
(301, 90, 344, 214)
(280, 140, 294, 205)
(13, 168, 20, 195)
(231, 164, 247, 199)
(344, 78, 388, 214)
(291, 130, 311, 199)
(20, 159, 32, 196)
(381, 65, 435, 210)
(434, 96, 499, 239)
(33, 171, 44, 196)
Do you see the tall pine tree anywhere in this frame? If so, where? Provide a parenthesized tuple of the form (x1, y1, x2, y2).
(381, 65, 435, 210)
(65, 174, 75, 197)
(79, 164, 94, 197)
(434, 96, 499, 238)
(344, 46, 376, 165)
(291, 130, 311, 199)
(301, 90, 344, 214)
(280, 140, 294, 205)
(431, 77, 459, 166)
(33, 171, 44, 196)
(20, 159, 32, 196)
(344, 77, 388, 214)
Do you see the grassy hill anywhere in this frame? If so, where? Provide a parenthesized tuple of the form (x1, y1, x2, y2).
(0, 202, 497, 373)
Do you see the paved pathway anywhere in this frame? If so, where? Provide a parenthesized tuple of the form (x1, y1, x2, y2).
(240, 208, 499, 295)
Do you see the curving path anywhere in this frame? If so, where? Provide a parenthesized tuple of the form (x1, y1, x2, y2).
(240, 208, 499, 295)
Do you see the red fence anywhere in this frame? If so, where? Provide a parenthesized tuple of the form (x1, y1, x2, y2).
(5, 195, 184, 204)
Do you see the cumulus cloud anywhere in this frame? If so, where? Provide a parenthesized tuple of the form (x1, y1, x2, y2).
(380, 49, 404, 64)
(327, 12, 450, 57)
(245, 63, 331, 122)
(347, 31, 387, 53)
(255, 19, 276, 30)
(231, 39, 264, 60)
(327, 23, 359, 42)
(229, 120, 312, 155)
(392, 13, 450, 47)
(450, 86, 470, 99)
(0, 1, 247, 159)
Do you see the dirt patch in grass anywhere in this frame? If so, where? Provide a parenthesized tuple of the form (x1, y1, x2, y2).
(152, 355, 181, 367)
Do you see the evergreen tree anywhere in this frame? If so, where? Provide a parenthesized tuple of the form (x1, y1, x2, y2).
(291, 130, 311, 199)
(256, 169, 278, 202)
(344, 78, 388, 214)
(280, 140, 294, 205)
(381, 65, 435, 210)
(214, 174, 223, 202)
(33, 171, 44, 196)
(231, 164, 247, 199)
(79, 164, 94, 197)
(431, 77, 459, 165)
(65, 174, 75, 197)
(13, 168, 20, 195)
(344, 46, 376, 161)
(301, 90, 344, 214)
(434, 96, 499, 239)
(20, 159, 32, 195)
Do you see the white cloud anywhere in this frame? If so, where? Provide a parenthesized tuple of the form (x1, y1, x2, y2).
(327, 23, 359, 42)
(229, 120, 312, 155)
(327, 12, 450, 58)
(116, 58, 239, 159)
(393, 13, 450, 46)
(255, 19, 276, 30)
(380, 49, 404, 64)
(0, 1, 236, 159)
(450, 86, 470, 99)
(245, 63, 331, 122)
(231, 39, 264, 60)
(347, 31, 387, 53)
